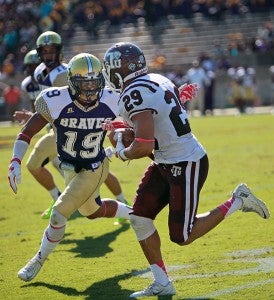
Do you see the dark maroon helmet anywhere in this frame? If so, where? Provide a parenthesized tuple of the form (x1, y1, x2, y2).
(103, 42, 148, 92)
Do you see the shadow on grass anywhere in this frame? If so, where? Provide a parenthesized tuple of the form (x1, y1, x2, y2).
(21, 269, 213, 300)
(61, 223, 130, 258)
(21, 270, 195, 300)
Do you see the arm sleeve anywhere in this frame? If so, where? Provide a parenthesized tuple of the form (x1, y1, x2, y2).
(34, 94, 54, 123)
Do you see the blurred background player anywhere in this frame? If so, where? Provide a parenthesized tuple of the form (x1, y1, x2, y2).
(21, 50, 41, 112)
(25, 30, 67, 219)
(8, 52, 132, 282)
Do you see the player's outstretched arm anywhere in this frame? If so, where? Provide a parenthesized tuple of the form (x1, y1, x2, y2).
(8, 113, 48, 194)
(13, 109, 34, 125)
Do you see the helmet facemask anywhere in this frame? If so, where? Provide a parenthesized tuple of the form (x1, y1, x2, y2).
(36, 31, 63, 69)
(69, 74, 105, 104)
(67, 53, 105, 106)
(37, 44, 62, 68)
(102, 64, 123, 93)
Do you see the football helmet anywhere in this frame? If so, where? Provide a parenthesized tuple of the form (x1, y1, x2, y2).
(67, 53, 105, 105)
(103, 42, 148, 92)
(36, 31, 63, 68)
(23, 49, 41, 76)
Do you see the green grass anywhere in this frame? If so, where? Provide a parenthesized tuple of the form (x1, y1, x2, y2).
(0, 114, 274, 300)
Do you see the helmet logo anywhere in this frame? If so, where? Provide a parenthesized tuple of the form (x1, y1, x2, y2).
(128, 63, 136, 71)
(106, 51, 121, 69)
(139, 55, 145, 64)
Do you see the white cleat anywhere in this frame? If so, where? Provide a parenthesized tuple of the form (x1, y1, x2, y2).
(130, 281, 176, 298)
(18, 258, 42, 282)
(233, 183, 270, 219)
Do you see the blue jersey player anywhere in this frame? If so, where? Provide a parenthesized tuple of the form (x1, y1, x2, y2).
(8, 53, 132, 282)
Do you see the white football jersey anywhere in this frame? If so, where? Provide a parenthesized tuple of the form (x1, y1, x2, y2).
(119, 73, 206, 164)
(34, 62, 68, 91)
(21, 75, 40, 101)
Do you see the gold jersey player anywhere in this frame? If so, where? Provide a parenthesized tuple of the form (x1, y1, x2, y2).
(8, 53, 132, 282)
(22, 31, 129, 222)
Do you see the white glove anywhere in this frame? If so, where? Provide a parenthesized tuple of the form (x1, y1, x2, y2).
(8, 158, 21, 194)
(115, 132, 128, 161)
(105, 146, 114, 158)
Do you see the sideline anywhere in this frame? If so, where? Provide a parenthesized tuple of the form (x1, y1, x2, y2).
(0, 106, 273, 128)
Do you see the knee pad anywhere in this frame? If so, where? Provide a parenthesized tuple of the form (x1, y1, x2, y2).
(130, 214, 156, 241)
(50, 208, 67, 227)
(47, 208, 67, 242)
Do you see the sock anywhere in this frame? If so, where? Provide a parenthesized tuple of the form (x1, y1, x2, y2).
(34, 215, 67, 264)
(114, 202, 132, 219)
(49, 187, 61, 201)
(115, 192, 127, 203)
(218, 196, 243, 218)
(150, 261, 169, 285)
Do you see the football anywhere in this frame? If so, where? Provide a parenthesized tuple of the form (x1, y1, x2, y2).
(108, 128, 135, 148)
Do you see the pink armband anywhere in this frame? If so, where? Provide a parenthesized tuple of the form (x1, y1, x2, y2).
(18, 132, 31, 143)
(134, 137, 154, 143)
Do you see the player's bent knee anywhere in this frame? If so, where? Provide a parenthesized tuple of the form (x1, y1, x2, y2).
(50, 208, 67, 227)
(130, 214, 156, 241)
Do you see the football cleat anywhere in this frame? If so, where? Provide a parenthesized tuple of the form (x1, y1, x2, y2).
(130, 281, 176, 298)
(41, 201, 54, 219)
(233, 183, 270, 219)
(18, 258, 42, 282)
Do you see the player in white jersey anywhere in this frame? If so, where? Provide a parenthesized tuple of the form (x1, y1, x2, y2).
(22, 31, 67, 219)
(20, 50, 41, 112)
(103, 42, 270, 298)
(8, 53, 132, 282)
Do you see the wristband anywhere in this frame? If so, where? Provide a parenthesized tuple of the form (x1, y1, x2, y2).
(18, 132, 31, 143)
(10, 157, 21, 164)
(134, 137, 154, 143)
(118, 149, 129, 161)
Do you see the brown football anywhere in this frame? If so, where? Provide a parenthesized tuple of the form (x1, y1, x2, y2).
(108, 128, 135, 148)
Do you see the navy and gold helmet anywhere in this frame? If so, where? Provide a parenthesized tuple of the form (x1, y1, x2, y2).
(67, 53, 105, 104)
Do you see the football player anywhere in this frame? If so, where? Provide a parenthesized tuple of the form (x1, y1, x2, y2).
(20, 49, 41, 113)
(24, 31, 67, 219)
(18, 31, 129, 223)
(8, 53, 132, 282)
(103, 42, 270, 298)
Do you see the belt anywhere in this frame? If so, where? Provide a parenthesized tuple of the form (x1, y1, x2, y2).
(59, 160, 102, 173)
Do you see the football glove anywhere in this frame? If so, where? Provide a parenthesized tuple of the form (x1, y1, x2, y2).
(8, 158, 21, 194)
(178, 83, 199, 104)
(115, 132, 128, 161)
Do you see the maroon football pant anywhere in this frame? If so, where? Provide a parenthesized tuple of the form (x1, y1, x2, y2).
(132, 155, 209, 243)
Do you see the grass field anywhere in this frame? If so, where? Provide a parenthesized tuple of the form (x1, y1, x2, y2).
(0, 114, 274, 300)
